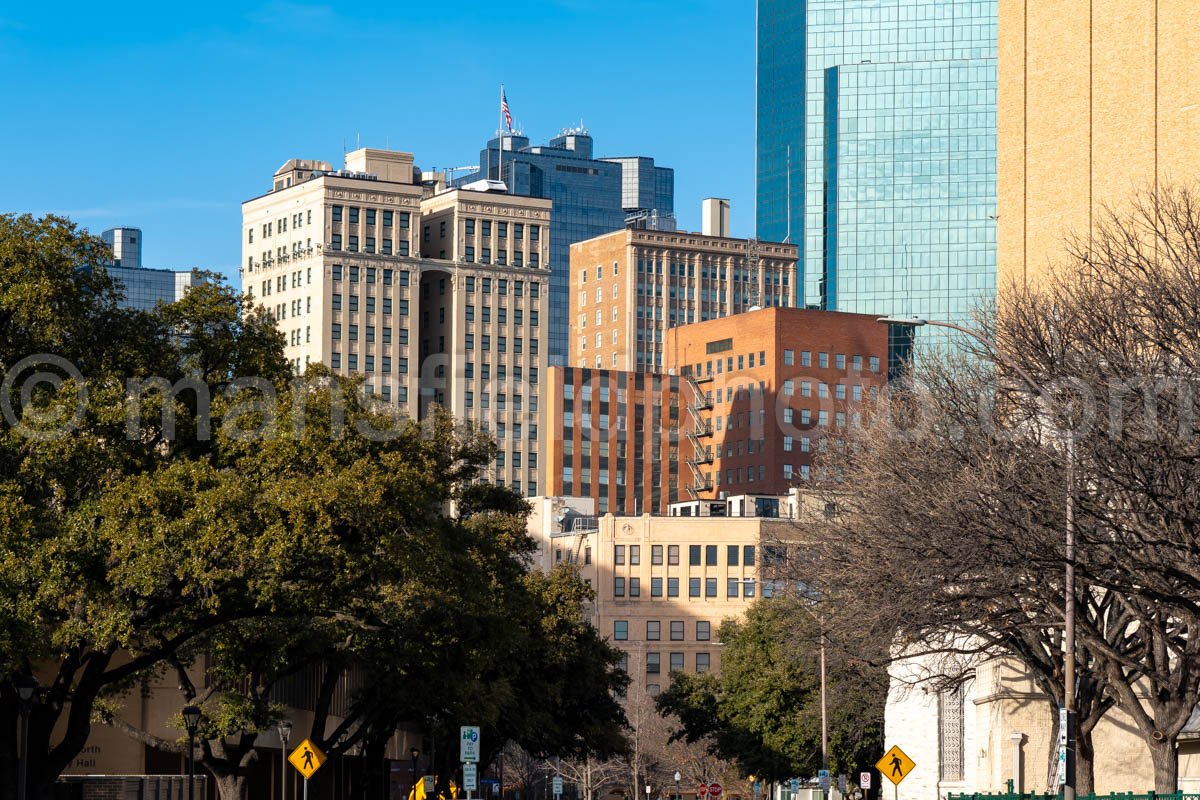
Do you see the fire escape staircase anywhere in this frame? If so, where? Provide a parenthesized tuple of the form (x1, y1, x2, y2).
(685, 372, 715, 497)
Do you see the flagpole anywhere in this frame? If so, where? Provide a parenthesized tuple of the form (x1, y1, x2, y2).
(499, 84, 504, 186)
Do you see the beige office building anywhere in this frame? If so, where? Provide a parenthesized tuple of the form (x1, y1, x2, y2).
(569, 228, 798, 372)
(528, 497, 794, 692)
(242, 149, 552, 494)
(998, 0, 1200, 287)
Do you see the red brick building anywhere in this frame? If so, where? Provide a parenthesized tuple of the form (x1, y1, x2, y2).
(666, 307, 889, 498)
(545, 307, 890, 514)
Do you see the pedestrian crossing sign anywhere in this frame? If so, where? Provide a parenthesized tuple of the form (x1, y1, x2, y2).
(875, 745, 915, 785)
(289, 738, 326, 779)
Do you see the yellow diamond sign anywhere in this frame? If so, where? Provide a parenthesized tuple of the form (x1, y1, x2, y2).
(876, 744, 916, 785)
(289, 739, 326, 779)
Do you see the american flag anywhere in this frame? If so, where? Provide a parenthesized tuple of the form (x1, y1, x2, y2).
(501, 89, 513, 132)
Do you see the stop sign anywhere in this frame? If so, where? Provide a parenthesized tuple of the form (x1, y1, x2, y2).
(709, 784, 723, 798)
(697, 786, 708, 798)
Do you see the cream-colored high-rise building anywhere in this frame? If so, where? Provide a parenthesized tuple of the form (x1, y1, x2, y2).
(998, 0, 1200, 287)
(569, 228, 798, 373)
(242, 149, 551, 495)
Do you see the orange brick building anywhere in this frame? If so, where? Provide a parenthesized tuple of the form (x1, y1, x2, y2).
(546, 307, 890, 514)
(569, 229, 798, 373)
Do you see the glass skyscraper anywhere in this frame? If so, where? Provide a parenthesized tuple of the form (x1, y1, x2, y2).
(757, 0, 997, 331)
(462, 130, 674, 365)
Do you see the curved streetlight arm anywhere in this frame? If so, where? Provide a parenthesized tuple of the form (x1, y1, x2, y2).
(876, 316, 1046, 396)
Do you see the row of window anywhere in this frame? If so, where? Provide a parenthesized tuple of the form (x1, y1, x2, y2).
(464, 276, 541, 298)
(331, 206, 410, 228)
(634, 256, 792, 286)
(462, 247, 539, 268)
(330, 352, 411, 373)
(465, 305, 539, 326)
(328, 234, 408, 255)
(463, 334, 539, 355)
(613, 576, 758, 599)
(782, 350, 880, 372)
(578, 261, 619, 283)
(463, 363, 539, 383)
(332, 295, 408, 315)
(462, 393, 538, 413)
(259, 267, 313, 297)
(461, 219, 540, 241)
(623, 651, 711, 677)
(332, 265, 410, 285)
(250, 210, 314, 242)
(491, 450, 536, 469)
(269, 297, 313, 322)
(614, 619, 711, 641)
(615, 544, 756, 567)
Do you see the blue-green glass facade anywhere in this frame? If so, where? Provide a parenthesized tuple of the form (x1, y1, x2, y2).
(824, 59, 996, 323)
(756, 0, 997, 330)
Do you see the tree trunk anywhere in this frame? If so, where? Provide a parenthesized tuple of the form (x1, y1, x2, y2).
(1076, 727, 1095, 796)
(212, 773, 249, 800)
(1045, 705, 1060, 792)
(1148, 736, 1178, 794)
(359, 733, 388, 800)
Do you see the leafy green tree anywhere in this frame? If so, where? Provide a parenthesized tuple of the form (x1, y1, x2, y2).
(0, 215, 317, 799)
(657, 600, 885, 783)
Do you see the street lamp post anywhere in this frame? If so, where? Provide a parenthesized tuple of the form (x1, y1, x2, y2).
(182, 705, 203, 800)
(674, 772, 681, 800)
(646, 784, 653, 800)
(15, 676, 39, 800)
(877, 315, 1076, 800)
(411, 747, 420, 800)
(278, 720, 293, 800)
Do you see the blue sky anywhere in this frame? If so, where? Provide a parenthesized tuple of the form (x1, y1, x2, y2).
(0, 0, 756, 284)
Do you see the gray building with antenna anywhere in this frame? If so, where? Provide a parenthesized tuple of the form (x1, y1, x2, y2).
(458, 128, 674, 365)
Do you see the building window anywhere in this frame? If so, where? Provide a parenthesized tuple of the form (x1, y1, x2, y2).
(689, 578, 701, 597)
(629, 545, 641, 566)
(629, 578, 641, 597)
(668, 578, 679, 597)
(939, 684, 966, 781)
(668, 545, 679, 566)
(670, 652, 684, 673)
(784, 349, 794, 365)
(705, 545, 717, 566)
(651, 545, 663, 565)
(614, 620, 628, 641)
(696, 652, 711, 673)
(614, 545, 625, 565)
(614, 577, 625, 597)
(646, 652, 661, 675)
(670, 621, 684, 641)
(689, 545, 701, 566)
(727, 578, 740, 598)
(696, 620, 711, 641)
(651, 577, 663, 597)
(727, 545, 739, 566)
(705, 578, 717, 597)
(647, 621, 661, 641)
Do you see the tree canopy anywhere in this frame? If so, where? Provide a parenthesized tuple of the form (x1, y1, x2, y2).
(0, 214, 627, 800)
(657, 600, 886, 783)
